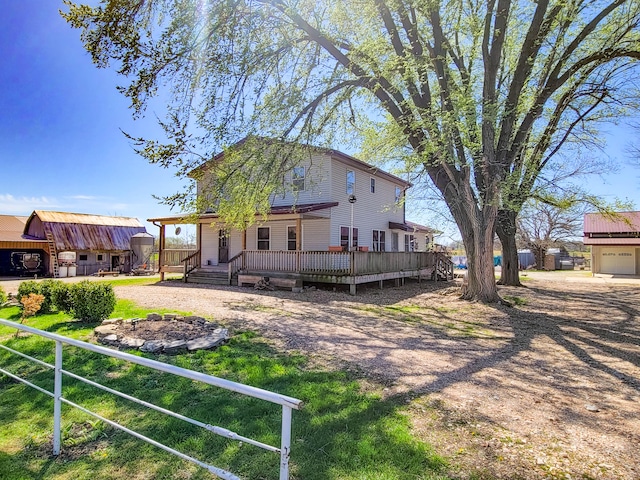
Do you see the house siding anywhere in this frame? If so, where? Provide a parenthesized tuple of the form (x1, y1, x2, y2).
(328, 156, 405, 250)
(271, 154, 332, 207)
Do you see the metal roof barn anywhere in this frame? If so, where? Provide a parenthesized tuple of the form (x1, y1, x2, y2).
(24, 211, 147, 251)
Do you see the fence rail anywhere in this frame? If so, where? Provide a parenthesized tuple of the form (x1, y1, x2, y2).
(0, 319, 302, 480)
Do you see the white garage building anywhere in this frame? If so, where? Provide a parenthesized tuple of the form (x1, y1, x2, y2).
(584, 212, 640, 275)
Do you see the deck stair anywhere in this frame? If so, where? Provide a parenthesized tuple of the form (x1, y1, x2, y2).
(186, 268, 236, 286)
(46, 233, 59, 278)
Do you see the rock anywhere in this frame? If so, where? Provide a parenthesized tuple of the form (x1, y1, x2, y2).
(140, 341, 165, 353)
(163, 313, 176, 321)
(185, 315, 205, 324)
(585, 404, 600, 412)
(102, 317, 123, 325)
(163, 340, 188, 354)
(120, 337, 146, 349)
(292, 287, 303, 293)
(187, 335, 227, 351)
(147, 313, 162, 321)
(100, 334, 119, 345)
(175, 315, 184, 322)
(95, 325, 118, 337)
(536, 457, 546, 466)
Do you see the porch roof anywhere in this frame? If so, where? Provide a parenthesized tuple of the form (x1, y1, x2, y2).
(389, 221, 438, 233)
(148, 202, 339, 225)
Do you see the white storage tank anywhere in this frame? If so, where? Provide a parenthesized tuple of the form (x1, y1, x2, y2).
(58, 252, 77, 264)
(59, 265, 68, 278)
(68, 264, 77, 277)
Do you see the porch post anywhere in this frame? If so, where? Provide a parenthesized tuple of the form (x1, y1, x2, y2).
(159, 224, 165, 281)
(296, 217, 302, 272)
(242, 226, 247, 251)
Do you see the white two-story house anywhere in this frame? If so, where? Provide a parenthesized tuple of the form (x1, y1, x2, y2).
(149, 141, 450, 293)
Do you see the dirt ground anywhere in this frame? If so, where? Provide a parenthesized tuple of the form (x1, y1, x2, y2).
(2, 272, 639, 478)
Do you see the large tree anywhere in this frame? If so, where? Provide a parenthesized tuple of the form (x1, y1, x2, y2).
(63, 0, 640, 302)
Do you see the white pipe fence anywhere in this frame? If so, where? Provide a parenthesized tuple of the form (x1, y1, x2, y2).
(0, 319, 303, 480)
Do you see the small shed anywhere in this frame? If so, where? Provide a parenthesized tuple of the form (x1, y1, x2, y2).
(584, 211, 640, 275)
(23, 211, 148, 276)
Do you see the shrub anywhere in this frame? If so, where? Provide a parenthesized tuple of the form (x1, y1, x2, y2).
(38, 279, 59, 314)
(51, 282, 74, 314)
(0, 286, 6, 305)
(70, 281, 116, 322)
(17, 279, 63, 314)
(20, 293, 45, 319)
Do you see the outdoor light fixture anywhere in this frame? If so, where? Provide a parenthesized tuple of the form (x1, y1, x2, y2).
(349, 194, 357, 250)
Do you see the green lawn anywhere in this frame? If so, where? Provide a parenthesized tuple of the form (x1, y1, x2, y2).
(0, 302, 448, 480)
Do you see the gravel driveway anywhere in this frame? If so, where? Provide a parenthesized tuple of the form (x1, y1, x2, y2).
(2, 273, 638, 478)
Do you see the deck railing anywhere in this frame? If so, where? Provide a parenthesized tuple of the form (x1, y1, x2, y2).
(0, 319, 302, 480)
(238, 250, 438, 276)
(161, 249, 198, 267)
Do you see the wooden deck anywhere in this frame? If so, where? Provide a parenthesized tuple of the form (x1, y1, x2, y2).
(221, 250, 453, 294)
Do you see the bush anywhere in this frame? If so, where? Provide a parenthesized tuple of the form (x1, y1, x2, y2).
(70, 281, 116, 322)
(17, 279, 65, 314)
(0, 286, 6, 305)
(51, 282, 73, 314)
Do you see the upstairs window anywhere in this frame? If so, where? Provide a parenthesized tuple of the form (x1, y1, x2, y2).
(395, 186, 402, 204)
(373, 230, 386, 251)
(370, 177, 376, 193)
(292, 166, 305, 191)
(346, 170, 355, 195)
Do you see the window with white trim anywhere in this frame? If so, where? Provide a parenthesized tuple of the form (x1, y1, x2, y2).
(395, 186, 402, 204)
(287, 226, 297, 251)
(373, 230, 386, 252)
(404, 234, 415, 252)
(257, 227, 270, 250)
(292, 166, 305, 191)
(392, 232, 399, 252)
(346, 170, 355, 194)
(340, 226, 358, 250)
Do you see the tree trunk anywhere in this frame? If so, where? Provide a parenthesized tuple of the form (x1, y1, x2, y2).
(451, 201, 501, 303)
(496, 210, 523, 286)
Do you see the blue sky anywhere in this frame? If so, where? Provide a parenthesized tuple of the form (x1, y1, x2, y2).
(1, 2, 638, 242)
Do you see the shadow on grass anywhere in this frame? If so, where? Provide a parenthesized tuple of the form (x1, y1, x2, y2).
(0, 332, 448, 480)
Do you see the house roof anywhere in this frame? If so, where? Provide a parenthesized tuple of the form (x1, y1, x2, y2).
(189, 136, 412, 188)
(0, 215, 47, 243)
(24, 211, 146, 251)
(148, 202, 339, 224)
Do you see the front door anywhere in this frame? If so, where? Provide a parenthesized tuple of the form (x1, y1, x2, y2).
(218, 230, 229, 263)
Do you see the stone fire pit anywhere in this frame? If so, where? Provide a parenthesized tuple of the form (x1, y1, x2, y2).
(94, 313, 229, 354)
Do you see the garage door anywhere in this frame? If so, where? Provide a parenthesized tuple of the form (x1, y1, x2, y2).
(600, 248, 635, 275)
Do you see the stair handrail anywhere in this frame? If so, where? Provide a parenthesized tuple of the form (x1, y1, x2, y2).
(182, 249, 201, 282)
(227, 252, 244, 285)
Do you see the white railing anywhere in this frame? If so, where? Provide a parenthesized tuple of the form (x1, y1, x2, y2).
(0, 319, 303, 480)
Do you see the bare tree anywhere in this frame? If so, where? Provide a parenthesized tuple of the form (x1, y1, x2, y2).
(517, 199, 587, 269)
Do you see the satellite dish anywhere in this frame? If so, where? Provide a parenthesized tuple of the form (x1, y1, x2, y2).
(175, 226, 182, 236)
